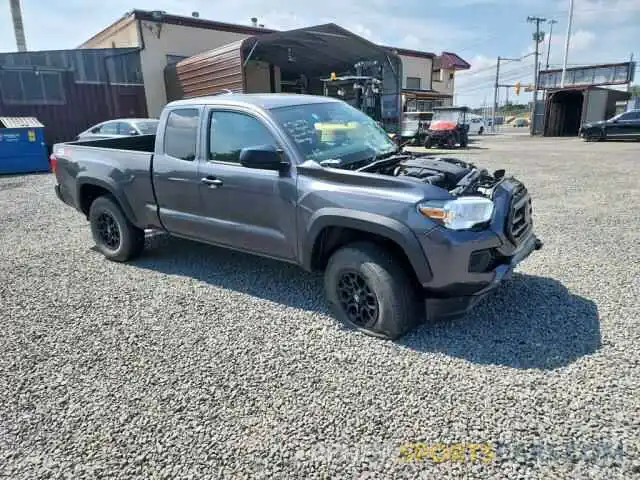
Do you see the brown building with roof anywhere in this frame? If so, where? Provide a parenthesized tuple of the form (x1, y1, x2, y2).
(80, 9, 470, 116)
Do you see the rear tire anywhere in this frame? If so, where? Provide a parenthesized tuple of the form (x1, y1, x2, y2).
(478, 126, 484, 135)
(89, 195, 144, 262)
(424, 136, 432, 148)
(324, 242, 421, 340)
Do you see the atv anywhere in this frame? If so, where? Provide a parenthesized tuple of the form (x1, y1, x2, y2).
(423, 106, 470, 149)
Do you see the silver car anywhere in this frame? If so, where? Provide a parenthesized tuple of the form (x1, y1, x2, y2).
(77, 119, 159, 140)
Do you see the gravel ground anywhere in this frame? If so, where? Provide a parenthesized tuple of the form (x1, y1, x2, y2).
(1, 134, 639, 479)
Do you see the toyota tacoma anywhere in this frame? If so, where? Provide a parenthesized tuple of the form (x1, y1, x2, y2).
(52, 94, 542, 339)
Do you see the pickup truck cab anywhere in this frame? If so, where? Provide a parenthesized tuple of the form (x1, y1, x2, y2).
(52, 94, 542, 339)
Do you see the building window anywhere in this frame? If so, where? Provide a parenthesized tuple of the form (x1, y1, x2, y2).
(0, 69, 65, 105)
(406, 77, 421, 90)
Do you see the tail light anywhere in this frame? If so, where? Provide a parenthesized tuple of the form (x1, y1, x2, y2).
(49, 154, 58, 174)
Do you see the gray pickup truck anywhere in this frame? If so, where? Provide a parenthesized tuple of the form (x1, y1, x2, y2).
(52, 94, 542, 339)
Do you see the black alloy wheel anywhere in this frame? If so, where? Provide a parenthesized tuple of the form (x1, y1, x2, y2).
(336, 270, 379, 328)
(96, 212, 121, 250)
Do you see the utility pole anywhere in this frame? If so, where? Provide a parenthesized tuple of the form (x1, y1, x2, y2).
(492, 56, 522, 133)
(546, 19, 558, 69)
(492, 57, 501, 134)
(10, 0, 27, 52)
(561, 0, 575, 87)
(527, 16, 546, 136)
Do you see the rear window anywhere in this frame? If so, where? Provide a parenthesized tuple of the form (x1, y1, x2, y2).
(135, 120, 159, 135)
(164, 109, 199, 160)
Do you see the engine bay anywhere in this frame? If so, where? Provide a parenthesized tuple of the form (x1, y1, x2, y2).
(335, 152, 506, 196)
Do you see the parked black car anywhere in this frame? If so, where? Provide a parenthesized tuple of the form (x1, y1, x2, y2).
(51, 94, 541, 340)
(580, 110, 640, 141)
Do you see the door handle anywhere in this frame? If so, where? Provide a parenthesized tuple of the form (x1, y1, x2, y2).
(201, 176, 223, 187)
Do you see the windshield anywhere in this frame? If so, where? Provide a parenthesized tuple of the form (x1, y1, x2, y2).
(133, 120, 159, 135)
(270, 102, 396, 164)
(401, 113, 432, 132)
(608, 112, 628, 121)
(433, 110, 462, 122)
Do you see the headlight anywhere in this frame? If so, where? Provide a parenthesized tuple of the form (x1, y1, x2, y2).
(418, 197, 494, 230)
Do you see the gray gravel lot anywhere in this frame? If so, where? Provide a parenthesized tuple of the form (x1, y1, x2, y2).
(1, 133, 639, 479)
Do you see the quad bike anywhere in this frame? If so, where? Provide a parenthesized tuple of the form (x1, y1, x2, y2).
(423, 106, 470, 149)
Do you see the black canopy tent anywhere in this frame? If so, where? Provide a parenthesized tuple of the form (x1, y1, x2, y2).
(241, 23, 400, 76)
(241, 24, 403, 129)
(172, 23, 404, 129)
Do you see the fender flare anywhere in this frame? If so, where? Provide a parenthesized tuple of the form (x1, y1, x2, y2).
(302, 208, 432, 285)
(76, 176, 139, 226)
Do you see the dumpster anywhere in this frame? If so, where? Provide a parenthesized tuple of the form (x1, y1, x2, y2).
(0, 117, 49, 174)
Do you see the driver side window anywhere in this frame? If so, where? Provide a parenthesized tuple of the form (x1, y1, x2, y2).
(208, 111, 277, 164)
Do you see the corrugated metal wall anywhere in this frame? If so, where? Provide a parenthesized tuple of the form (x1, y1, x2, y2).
(0, 48, 147, 146)
(0, 71, 147, 146)
(175, 40, 246, 97)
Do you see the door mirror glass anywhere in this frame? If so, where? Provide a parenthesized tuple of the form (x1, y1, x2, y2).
(240, 145, 289, 171)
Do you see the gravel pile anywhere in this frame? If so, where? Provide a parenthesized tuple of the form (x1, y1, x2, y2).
(1, 135, 639, 479)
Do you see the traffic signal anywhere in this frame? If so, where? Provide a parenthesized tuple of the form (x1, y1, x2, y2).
(514, 81, 521, 95)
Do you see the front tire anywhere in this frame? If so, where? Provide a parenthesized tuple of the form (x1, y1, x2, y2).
(324, 242, 421, 339)
(89, 195, 144, 262)
(478, 126, 484, 135)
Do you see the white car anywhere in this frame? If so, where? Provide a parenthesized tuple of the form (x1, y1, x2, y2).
(465, 115, 485, 135)
(76, 118, 159, 141)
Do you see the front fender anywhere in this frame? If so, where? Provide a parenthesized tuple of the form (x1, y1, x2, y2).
(302, 208, 433, 285)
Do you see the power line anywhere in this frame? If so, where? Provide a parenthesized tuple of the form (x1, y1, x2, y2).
(458, 65, 533, 90)
(457, 53, 535, 81)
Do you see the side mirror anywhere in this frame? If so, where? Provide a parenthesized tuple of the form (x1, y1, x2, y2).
(239, 145, 289, 171)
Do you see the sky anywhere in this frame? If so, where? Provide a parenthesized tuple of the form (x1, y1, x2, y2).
(1, 0, 638, 107)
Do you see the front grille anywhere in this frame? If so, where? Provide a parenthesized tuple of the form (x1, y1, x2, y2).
(506, 183, 533, 245)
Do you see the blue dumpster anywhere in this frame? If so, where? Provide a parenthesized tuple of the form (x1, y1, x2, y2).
(0, 117, 50, 174)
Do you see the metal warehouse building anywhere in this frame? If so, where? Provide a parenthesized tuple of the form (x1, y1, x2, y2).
(0, 48, 147, 145)
(79, 9, 469, 117)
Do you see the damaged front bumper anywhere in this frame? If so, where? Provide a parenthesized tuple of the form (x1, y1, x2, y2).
(418, 177, 542, 320)
(423, 231, 543, 320)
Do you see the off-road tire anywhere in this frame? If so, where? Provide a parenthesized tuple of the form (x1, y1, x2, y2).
(424, 136, 432, 148)
(324, 242, 422, 340)
(89, 195, 144, 262)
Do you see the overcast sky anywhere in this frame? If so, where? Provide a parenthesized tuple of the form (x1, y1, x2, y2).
(1, 0, 638, 107)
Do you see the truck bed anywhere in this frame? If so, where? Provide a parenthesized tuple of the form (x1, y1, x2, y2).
(70, 134, 156, 152)
(53, 134, 159, 229)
